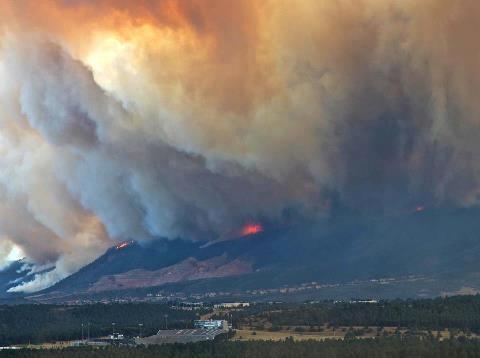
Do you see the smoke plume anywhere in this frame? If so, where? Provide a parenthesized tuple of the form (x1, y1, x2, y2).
(1, 0, 480, 291)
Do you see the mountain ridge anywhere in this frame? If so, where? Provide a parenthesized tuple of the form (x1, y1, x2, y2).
(11, 206, 480, 301)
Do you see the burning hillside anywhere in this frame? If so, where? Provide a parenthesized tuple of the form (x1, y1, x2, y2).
(115, 240, 135, 250)
(240, 223, 263, 237)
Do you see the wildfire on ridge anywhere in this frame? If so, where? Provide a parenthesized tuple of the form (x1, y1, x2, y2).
(240, 223, 263, 236)
(115, 240, 135, 250)
(415, 206, 425, 213)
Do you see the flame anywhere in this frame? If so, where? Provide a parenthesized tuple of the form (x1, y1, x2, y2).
(415, 206, 425, 212)
(240, 223, 263, 236)
(115, 240, 134, 250)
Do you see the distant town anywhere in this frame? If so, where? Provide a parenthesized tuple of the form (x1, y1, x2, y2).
(41, 274, 428, 306)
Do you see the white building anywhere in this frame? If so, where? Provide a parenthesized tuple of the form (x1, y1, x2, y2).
(194, 320, 229, 330)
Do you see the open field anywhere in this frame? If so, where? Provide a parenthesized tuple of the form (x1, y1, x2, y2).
(234, 329, 342, 341)
(233, 327, 471, 342)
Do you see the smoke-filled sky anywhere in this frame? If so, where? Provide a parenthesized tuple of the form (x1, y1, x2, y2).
(1, 0, 480, 292)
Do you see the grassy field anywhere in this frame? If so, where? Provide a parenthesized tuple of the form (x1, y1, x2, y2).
(233, 329, 342, 341)
(232, 327, 461, 342)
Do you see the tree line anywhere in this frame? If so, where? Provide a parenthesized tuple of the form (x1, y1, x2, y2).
(2, 337, 480, 358)
(0, 303, 201, 346)
(228, 295, 480, 331)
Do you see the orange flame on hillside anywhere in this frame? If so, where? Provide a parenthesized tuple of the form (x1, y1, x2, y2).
(115, 240, 134, 250)
(240, 223, 263, 236)
(415, 206, 425, 213)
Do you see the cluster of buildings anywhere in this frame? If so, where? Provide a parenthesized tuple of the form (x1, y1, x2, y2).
(194, 320, 230, 330)
(136, 320, 230, 346)
(71, 320, 231, 347)
(213, 302, 250, 309)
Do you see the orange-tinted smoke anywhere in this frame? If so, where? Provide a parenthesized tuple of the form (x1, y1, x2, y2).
(0, 0, 274, 115)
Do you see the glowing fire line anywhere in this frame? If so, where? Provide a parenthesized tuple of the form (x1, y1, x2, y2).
(240, 223, 263, 236)
(115, 240, 134, 250)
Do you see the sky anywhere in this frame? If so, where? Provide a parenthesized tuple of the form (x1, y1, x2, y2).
(1, 0, 480, 291)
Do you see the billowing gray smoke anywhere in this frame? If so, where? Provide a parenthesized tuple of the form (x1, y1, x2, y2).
(1, 0, 480, 291)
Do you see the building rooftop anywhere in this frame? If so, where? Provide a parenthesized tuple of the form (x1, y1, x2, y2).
(137, 328, 227, 346)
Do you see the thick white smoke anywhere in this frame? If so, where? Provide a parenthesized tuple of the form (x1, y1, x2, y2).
(0, 37, 303, 291)
(0, 238, 23, 270)
(1, 0, 480, 291)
